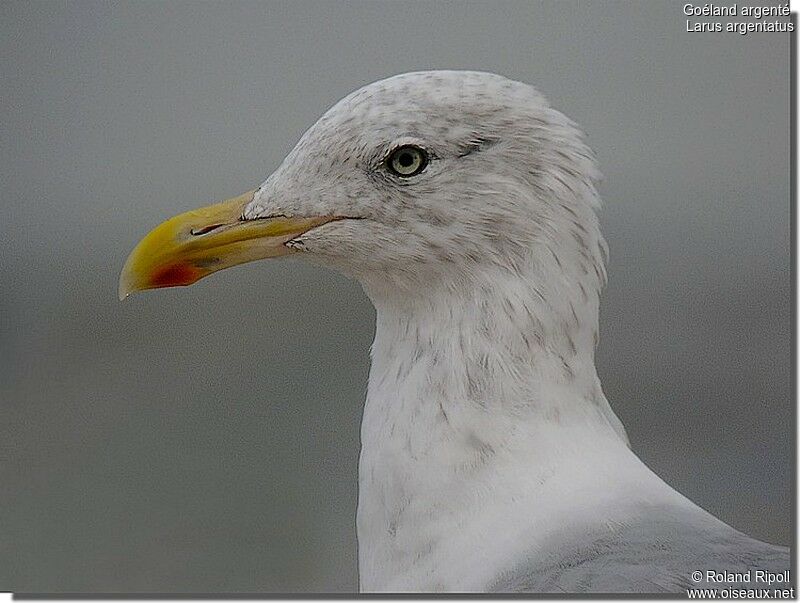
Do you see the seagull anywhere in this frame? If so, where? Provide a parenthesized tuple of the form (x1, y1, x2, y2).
(119, 71, 790, 593)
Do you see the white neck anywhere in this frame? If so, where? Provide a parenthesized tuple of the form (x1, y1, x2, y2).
(354, 257, 672, 591)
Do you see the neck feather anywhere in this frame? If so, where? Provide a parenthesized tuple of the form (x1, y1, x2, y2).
(356, 257, 629, 590)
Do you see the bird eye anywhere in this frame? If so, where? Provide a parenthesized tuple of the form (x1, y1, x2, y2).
(387, 145, 428, 177)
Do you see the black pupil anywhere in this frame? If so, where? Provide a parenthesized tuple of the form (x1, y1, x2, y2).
(398, 152, 415, 168)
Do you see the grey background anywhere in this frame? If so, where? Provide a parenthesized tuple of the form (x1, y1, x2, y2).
(1, 0, 791, 593)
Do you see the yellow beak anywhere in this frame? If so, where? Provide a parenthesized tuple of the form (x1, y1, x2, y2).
(119, 190, 336, 300)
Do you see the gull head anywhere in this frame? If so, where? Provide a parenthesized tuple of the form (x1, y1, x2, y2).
(120, 71, 606, 301)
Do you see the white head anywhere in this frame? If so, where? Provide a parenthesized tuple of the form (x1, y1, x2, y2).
(244, 71, 606, 302)
(120, 71, 608, 363)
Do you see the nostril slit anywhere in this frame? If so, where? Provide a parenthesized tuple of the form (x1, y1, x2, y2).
(190, 224, 225, 236)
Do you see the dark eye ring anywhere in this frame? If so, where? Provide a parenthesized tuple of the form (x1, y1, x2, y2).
(387, 145, 428, 177)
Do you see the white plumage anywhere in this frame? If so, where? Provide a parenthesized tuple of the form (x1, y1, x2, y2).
(136, 70, 791, 592)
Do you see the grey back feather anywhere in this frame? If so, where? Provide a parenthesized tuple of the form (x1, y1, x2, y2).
(490, 505, 790, 594)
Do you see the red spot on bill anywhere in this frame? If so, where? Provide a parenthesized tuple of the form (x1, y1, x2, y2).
(151, 263, 202, 288)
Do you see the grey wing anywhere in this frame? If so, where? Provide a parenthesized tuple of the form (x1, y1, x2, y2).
(490, 510, 790, 594)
